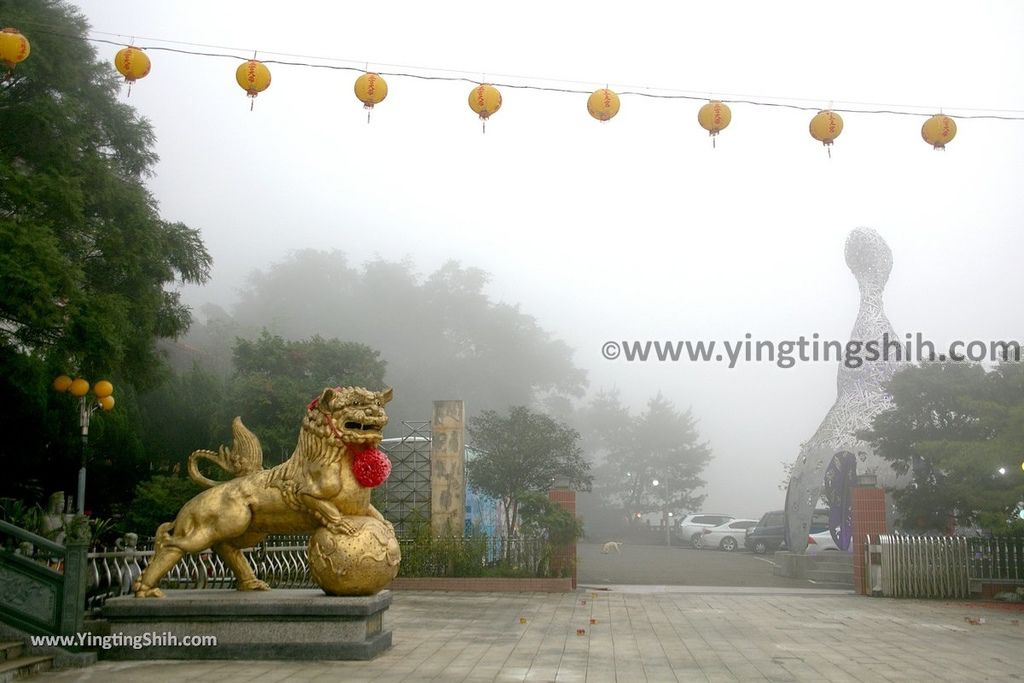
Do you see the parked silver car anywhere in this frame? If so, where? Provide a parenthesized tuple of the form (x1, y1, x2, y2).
(694, 519, 759, 551)
(675, 513, 735, 546)
(805, 529, 845, 554)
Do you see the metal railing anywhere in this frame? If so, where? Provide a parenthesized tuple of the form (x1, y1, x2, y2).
(86, 533, 551, 611)
(967, 535, 1024, 593)
(868, 534, 1023, 599)
(85, 535, 316, 611)
(396, 535, 548, 577)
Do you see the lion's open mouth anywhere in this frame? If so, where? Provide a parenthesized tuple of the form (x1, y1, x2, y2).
(344, 421, 382, 432)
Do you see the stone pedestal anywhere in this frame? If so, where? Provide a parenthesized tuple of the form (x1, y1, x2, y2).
(97, 589, 391, 660)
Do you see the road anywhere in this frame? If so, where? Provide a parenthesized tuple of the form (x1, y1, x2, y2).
(577, 542, 830, 588)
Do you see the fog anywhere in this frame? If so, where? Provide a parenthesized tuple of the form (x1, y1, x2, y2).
(73, 0, 1024, 519)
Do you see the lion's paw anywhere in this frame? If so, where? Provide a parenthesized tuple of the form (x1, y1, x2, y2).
(132, 581, 165, 598)
(326, 519, 358, 536)
(238, 578, 271, 591)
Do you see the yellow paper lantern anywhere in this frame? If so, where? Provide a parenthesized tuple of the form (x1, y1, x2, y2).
(921, 114, 956, 150)
(354, 72, 388, 123)
(93, 380, 114, 398)
(588, 88, 620, 122)
(236, 59, 271, 109)
(698, 101, 732, 146)
(468, 84, 502, 131)
(98, 395, 115, 411)
(69, 378, 90, 397)
(53, 375, 73, 393)
(0, 28, 30, 70)
(809, 110, 844, 155)
(114, 47, 151, 87)
(355, 73, 388, 108)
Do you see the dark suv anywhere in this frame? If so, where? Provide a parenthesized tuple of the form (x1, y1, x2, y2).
(745, 509, 830, 554)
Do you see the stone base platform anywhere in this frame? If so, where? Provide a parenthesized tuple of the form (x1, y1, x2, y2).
(96, 589, 392, 660)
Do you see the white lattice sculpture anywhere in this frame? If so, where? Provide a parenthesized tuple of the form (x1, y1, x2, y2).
(784, 228, 910, 552)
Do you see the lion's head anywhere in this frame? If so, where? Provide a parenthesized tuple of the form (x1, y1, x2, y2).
(303, 386, 393, 447)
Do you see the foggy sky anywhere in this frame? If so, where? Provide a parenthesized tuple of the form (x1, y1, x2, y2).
(72, 0, 1024, 518)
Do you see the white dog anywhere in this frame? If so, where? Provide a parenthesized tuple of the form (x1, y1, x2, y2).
(601, 541, 622, 554)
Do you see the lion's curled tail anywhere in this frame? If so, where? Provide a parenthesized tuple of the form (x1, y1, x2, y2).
(187, 416, 264, 488)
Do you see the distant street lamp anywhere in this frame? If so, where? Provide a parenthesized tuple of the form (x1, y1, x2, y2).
(53, 374, 115, 514)
(651, 478, 673, 547)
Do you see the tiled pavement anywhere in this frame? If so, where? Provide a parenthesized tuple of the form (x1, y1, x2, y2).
(36, 587, 1024, 682)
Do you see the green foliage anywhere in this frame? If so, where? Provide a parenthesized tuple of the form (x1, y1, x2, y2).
(187, 252, 587, 427)
(0, 498, 44, 534)
(517, 491, 583, 575)
(468, 406, 591, 545)
(397, 517, 490, 577)
(588, 391, 712, 524)
(0, 0, 211, 381)
(224, 332, 387, 463)
(861, 362, 1024, 533)
(136, 362, 227, 473)
(0, 497, 115, 548)
(396, 514, 550, 578)
(0, 0, 210, 513)
(518, 492, 584, 546)
(87, 516, 118, 548)
(124, 475, 203, 537)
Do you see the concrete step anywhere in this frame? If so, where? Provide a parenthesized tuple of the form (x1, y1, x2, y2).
(814, 561, 855, 572)
(807, 569, 854, 585)
(806, 580, 856, 590)
(0, 654, 54, 682)
(0, 643, 23, 663)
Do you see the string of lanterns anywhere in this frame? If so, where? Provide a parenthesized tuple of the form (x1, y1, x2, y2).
(3, 24, 1008, 152)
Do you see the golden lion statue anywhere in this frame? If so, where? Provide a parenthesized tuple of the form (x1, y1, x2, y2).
(133, 386, 399, 597)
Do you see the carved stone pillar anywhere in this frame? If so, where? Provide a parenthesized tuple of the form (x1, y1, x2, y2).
(430, 401, 465, 536)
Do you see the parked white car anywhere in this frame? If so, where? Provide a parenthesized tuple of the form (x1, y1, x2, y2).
(804, 530, 846, 555)
(675, 513, 736, 546)
(694, 519, 759, 551)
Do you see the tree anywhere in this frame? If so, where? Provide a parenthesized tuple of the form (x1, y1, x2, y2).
(190, 251, 586, 426)
(0, 0, 211, 382)
(518, 492, 584, 547)
(125, 475, 203, 537)
(223, 332, 387, 463)
(136, 362, 227, 474)
(517, 491, 584, 576)
(595, 393, 712, 527)
(467, 407, 591, 547)
(860, 361, 1024, 533)
(0, 1, 211, 508)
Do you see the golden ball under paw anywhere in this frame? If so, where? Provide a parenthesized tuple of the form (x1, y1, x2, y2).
(308, 517, 401, 596)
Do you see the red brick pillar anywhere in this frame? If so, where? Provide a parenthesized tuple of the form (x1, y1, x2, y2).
(852, 475, 887, 595)
(548, 487, 577, 588)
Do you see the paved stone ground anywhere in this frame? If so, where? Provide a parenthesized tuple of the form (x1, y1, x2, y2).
(36, 588, 1024, 682)
(577, 543, 821, 588)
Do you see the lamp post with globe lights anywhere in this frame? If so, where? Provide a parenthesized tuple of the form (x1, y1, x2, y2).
(52, 374, 115, 514)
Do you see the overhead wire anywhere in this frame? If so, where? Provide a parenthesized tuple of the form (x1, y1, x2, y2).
(15, 22, 1024, 121)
